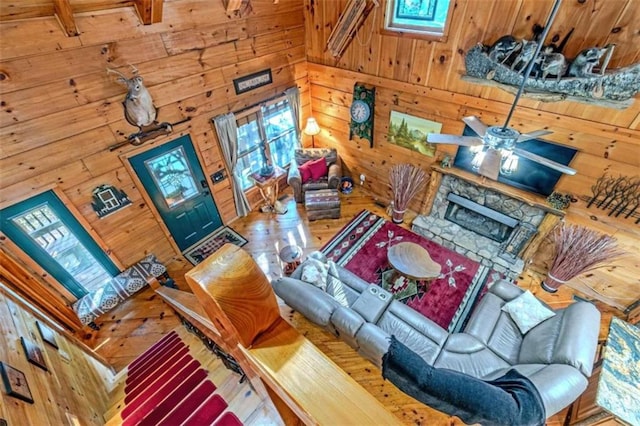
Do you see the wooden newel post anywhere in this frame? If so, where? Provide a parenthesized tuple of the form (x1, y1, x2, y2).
(184, 243, 281, 348)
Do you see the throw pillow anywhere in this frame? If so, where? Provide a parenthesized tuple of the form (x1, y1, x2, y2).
(298, 161, 313, 183)
(300, 258, 329, 291)
(308, 157, 328, 181)
(501, 291, 556, 334)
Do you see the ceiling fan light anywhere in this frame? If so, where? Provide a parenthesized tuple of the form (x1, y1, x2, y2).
(471, 150, 486, 171)
(500, 153, 519, 175)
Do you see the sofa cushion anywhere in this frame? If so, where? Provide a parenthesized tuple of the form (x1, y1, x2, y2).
(519, 302, 600, 377)
(434, 333, 512, 379)
(501, 290, 555, 334)
(331, 306, 365, 349)
(377, 302, 448, 365)
(271, 277, 340, 326)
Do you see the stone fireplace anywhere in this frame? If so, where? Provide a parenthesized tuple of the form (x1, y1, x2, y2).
(412, 167, 563, 278)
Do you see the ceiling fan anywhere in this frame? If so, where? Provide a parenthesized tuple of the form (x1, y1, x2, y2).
(427, 0, 576, 181)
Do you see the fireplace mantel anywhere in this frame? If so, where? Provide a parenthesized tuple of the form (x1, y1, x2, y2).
(422, 165, 565, 218)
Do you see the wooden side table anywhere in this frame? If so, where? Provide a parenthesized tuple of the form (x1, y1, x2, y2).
(279, 245, 303, 276)
(250, 166, 286, 214)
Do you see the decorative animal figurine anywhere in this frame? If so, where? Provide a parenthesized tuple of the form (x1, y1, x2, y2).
(540, 52, 567, 81)
(487, 35, 521, 64)
(567, 47, 606, 77)
(510, 39, 538, 73)
(107, 66, 157, 129)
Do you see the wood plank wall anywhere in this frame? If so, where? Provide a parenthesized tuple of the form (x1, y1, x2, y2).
(0, 0, 309, 307)
(304, 0, 640, 311)
(0, 283, 113, 425)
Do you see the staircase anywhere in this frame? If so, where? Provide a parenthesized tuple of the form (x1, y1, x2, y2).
(104, 328, 256, 425)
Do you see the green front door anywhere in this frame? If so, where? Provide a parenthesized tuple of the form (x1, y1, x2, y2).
(129, 135, 222, 252)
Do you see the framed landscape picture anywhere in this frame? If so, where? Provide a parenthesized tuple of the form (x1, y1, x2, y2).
(0, 362, 34, 404)
(387, 110, 442, 157)
(20, 337, 47, 371)
(36, 321, 58, 349)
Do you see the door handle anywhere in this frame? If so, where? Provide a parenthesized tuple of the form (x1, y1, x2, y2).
(200, 179, 209, 189)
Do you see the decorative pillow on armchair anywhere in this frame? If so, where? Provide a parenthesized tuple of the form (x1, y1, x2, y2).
(299, 161, 313, 183)
(501, 290, 555, 334)
(308, 157, 328, 180)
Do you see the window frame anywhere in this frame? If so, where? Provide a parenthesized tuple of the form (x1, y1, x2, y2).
(381, 0, 455, 42)
(0, 190, 120, 299)
(234, 96, 298, 191)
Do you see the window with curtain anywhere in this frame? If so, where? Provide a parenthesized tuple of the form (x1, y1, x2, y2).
(236, 98, 297, 190)
(384, 0, 453, 39)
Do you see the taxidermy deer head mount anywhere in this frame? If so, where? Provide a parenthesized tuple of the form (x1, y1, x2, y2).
(107, 65, 157, 129)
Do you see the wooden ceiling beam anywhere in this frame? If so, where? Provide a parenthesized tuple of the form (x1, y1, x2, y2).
(133, 0, 163, 25)
(53, 0, 79, 37)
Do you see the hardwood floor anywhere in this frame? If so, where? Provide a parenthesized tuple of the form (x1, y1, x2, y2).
(80, 189, 621, 425)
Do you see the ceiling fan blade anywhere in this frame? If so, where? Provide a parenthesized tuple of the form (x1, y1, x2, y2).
(478, 149, 501, 181)
(427, 134, 484, 146)
(513, 148, 577, 175)
(462, 116, 488, 137)
(517, 129, 553, 143)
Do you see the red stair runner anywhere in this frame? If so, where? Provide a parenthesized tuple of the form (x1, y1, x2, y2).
(118, 333, 243, 426)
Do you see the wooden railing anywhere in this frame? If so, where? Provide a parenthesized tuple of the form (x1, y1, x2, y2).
(154, 244, 401, 425)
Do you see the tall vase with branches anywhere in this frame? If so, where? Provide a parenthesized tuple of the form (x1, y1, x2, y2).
(542, 223, 626, 293)
(388, 164, 428, 224)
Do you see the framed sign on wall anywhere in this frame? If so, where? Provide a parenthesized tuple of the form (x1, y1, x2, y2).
(233, 69, 273, 95)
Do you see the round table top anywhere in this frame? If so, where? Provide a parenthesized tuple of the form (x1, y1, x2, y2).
(387, 242, 442, 280)
(279, 245, 303, 263)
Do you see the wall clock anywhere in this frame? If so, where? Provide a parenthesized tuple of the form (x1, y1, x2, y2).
(350, 100, 371, 123)
(349, 83, 375, 147)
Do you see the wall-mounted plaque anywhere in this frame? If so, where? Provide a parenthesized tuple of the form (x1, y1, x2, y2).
(233, 69, 272, 95)
(91, 184, 132, 218)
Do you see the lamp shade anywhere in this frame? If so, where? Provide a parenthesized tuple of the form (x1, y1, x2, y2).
(304, 117, 321, 136)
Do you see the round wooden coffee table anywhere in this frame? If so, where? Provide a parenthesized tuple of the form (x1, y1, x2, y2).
(387, 242, 441, 284)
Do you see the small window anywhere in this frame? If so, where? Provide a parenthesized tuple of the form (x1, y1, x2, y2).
(384, 0, 453, 40)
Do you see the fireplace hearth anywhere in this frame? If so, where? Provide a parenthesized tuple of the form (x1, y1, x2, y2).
(412, 168, 560, 278)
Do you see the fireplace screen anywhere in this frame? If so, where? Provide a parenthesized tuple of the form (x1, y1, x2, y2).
(444, 193, 519, 243)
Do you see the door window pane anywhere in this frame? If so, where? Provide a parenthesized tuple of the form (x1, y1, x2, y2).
(145, 146, 200, 208)
(11, 204, 112, 293)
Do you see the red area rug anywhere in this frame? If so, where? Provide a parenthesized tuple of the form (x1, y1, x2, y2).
(322, 210, 502, 332)
(120, 333, 243, 425)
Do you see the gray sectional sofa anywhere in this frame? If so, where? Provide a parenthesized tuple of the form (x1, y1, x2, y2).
(272, 253, 601, 419)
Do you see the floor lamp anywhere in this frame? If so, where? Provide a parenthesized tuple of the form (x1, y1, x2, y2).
(304, 117, 321, 148)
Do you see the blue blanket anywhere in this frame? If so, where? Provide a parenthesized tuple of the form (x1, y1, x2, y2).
(382, 336, 545, 426)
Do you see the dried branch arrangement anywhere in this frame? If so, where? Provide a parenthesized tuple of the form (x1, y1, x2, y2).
(586, 173, 640, 224)
(542, 223, 626, 292)
(389, 164, 429, 212)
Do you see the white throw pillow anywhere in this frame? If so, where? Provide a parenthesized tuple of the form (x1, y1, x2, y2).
(501, 290, 556, 334)
(300, 258, 329, 291)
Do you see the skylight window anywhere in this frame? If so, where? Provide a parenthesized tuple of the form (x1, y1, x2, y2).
(384, 0, 453, 40)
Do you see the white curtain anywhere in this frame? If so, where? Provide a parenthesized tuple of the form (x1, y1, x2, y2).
(285, 86, 302, 148)
(213, 113, 251, 217)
